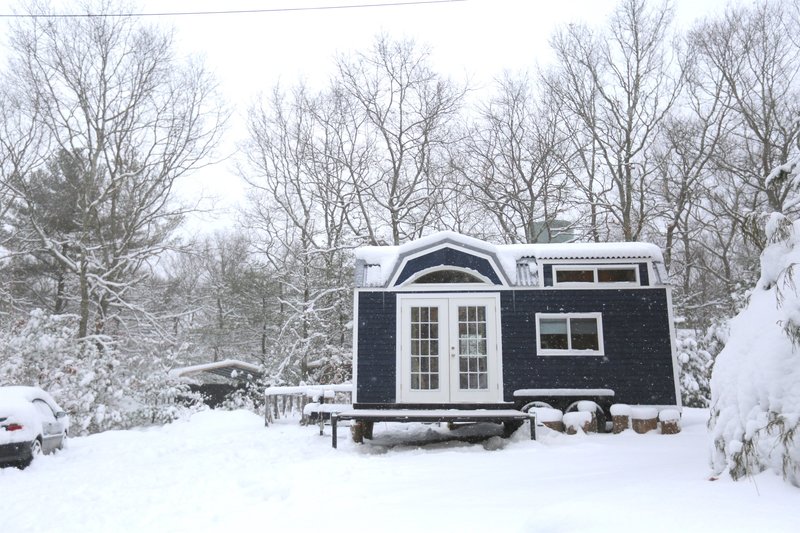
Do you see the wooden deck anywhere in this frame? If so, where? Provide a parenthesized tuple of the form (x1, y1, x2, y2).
(329, 408, 536, 448)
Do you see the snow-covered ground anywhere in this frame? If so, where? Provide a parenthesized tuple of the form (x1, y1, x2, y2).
(1, 408, 796, 533)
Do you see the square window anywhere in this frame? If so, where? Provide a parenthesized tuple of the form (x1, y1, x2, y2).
(537, 314, 603, 355)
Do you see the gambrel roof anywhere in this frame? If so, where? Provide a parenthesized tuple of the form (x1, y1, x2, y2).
(354, 231, 666, 288)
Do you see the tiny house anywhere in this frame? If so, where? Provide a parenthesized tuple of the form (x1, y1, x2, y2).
(351, 231, 680, 414)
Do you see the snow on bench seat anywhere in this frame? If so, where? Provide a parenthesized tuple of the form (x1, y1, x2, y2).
(302, 403, 352, 415)
(513, 388, 615, 397)
(333, 408, 530, 421)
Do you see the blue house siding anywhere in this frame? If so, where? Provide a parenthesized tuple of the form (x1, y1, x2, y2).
(500, 289, 676, 405)
(394, 247, 502, 285)
(356, 292, 397, 403)
(355, 287, 677, 407)
(638, 263, 650, 286)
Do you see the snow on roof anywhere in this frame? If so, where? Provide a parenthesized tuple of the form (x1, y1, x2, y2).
(354, 231, 665, 287)
(169, 359, 262, 381)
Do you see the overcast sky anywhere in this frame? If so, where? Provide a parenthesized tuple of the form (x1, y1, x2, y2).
(4, 0, 743, 232)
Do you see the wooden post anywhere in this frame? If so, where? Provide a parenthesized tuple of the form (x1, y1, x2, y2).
(659, 409, 681, 435)
(610, 404, 632, 434)
(331, 414, 338, 449)
(363, 421, 374, 440)
(351, 420, 365, 443)
(529, 413, 537, 440)
(631, 407, 658, 434)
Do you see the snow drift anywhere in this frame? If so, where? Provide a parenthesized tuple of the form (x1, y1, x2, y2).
(710, 213, 800, 485)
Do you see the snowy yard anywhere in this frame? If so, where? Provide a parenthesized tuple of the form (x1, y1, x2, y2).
(1, 408, 796, 533)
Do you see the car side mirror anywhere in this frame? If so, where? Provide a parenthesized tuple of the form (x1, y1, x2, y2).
(55, 411, 67, 419)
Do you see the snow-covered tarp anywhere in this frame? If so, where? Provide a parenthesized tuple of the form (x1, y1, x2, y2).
(710, 213, 800, 485)
(168, 359, 262, 381)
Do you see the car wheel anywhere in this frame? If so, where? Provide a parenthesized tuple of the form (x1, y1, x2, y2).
(56, 431, 68, 451)
(20, 439, 42, 469)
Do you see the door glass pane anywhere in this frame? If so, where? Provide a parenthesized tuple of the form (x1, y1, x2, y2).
(457, 305, 489, 390)
(410, 306, 440, 390)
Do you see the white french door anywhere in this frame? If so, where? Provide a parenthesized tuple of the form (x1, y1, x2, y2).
(399, 295, 501, 403)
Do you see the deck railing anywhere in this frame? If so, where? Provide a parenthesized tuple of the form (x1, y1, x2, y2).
(263, 384, 352, 426)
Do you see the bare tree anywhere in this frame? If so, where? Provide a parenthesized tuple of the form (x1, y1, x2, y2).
(545, 0, 684, 241)
(690, 0, 800, 245)
(242, 85, 352, 383)
(335, 35, 465, 244)
(0, 1, 225, 339)
(458, 73, 572, 243)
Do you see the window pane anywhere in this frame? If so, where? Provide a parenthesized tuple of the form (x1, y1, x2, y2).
(540, 318, 568, 350)
(571, 318, 599, 350)
(540, 318, 567, 335)
(415, 270, 483, 283)
(598, 268, 636, 283)
(556, 269, 594, 283)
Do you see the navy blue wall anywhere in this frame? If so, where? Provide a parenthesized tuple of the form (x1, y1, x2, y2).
(355, 288, 677, 406)
(500, 289, 675, 405)
(356, 292, 397, 403)
(638, 264, 650, 286)
(394, 247, 502, 285)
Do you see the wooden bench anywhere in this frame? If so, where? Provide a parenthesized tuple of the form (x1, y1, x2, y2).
(329, 409, 536, 448)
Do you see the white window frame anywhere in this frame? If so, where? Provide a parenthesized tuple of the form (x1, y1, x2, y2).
(535, 312, 605, 356)
(396, 266, 497, 292)
(552, 264, 640, 287)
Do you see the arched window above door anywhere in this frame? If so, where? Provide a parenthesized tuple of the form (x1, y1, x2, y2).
(412, 269, 486, 284)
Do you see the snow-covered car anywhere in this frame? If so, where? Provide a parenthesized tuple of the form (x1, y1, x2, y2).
(0, 386, 69, 468)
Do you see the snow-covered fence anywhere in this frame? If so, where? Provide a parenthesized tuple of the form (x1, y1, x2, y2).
(263, 384, 352, 426)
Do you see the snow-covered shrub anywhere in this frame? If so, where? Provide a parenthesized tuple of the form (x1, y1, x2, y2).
(0, 310, 202, 435)
(675, 329, 715, 407)
(709, 213, 800, 485)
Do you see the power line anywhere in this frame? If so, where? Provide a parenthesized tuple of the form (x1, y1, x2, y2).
(0, 0, 467, 18)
